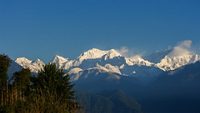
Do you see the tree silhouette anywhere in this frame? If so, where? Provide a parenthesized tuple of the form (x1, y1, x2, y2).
(28, 63, 79, 113)
(0, 54, 10, 109)
(0, 54, 80, 113)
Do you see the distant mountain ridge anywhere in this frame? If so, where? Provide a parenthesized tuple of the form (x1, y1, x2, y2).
(14, 47, 200, 81)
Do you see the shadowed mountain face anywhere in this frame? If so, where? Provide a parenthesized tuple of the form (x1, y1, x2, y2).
(74, 61, 200, 113)
(77, 90, 143, 113)
(138, 62, 200, 113)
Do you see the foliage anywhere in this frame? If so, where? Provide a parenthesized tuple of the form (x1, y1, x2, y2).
(0, 54, 79, 113)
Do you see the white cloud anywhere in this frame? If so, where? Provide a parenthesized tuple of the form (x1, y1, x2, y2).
(167, 40, 193, 57)
(116, 46, 142, 57)
(117, 47, 129, 57)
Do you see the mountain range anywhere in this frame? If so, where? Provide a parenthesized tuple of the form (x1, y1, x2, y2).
(13, 47, 200, 81)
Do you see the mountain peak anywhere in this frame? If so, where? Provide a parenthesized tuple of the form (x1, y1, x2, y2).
(16, 57, 32, 65)
(125, 55, 153, 66)
(53, 55, 68, 62)
(15, 57, 44, 73)
(78, 48, 108, 61)
(156, 54, 200, 71)
(52, 55, 70, 69)
(14, 46, 200, 74)
(103, 49, 122, 60)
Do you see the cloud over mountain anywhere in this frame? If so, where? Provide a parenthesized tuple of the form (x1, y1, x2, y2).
(168, 40, 193, 57)
(116, 46, 139, 57)
(117, 47, 129, 57)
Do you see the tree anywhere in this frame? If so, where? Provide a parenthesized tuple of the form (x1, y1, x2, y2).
(29, 63, 79, 113)
(12, 69, 31, 101)
(0, 54, 11, 107)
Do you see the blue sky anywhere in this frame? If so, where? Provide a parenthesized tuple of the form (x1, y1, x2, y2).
(0, 0, 200, 61)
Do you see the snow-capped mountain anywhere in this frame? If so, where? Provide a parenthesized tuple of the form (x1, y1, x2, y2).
(52, 55, 69, 68)
(16, 57, 45, 73)
(14, 47, 200, 81)
(14, 48, 158, 81)
(49, 48, 153, 70)
(155, 40, 200, 71)
(51, 55, 75, 69)
(125, 55, 153, 66)
(76, 48, 150, 66)
(102, 49, 122, 60)
(95, 63, 122, 75)
(78, 48, 108, 61)
(74, 48, 123, 67)
(156, 54, 200, 71)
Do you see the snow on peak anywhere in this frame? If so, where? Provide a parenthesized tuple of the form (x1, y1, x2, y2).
(103, 49, 122, 60)
(52, 55, 69, 68)
(34, 59, 44, 65)
(54, 55, 68, 62)
(32, 59, 45, 69)
(125, 55, 153, 66)
(156, 40, 199, 71)
(52, 55, 76, 70)
(16, 57, 32, 65)
(156, 54, 200, 71)
(68, 67, 83, 75)
(156, 40, 200, 71)
(15, 57, 44, 73)
(15, 43, 200, 77)
(78, 48, 122, 61)
(104, 64, 121, 75)
(69, 67, 83, 81)
(95, 63, 121, 75)
(78, 48, 108, 61)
